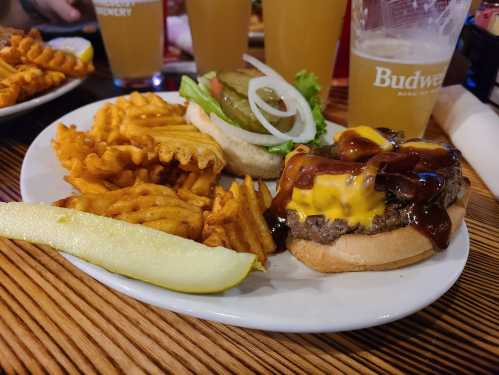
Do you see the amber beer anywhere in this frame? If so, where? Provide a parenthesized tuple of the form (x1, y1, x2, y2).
(93, 0, 164, 87)
(348, 0, 471, 137)
(349, 38, 449, 138)
(263, 0, 348, 104)
(186, 0, 251, 75)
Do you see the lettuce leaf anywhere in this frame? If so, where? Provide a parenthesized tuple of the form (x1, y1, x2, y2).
(294, 70, 326, 146)
(179, 75, 233, 124)
(309, 102, 327, 146)
(266, 140, 294, 155)
(294, 70, 321, 105)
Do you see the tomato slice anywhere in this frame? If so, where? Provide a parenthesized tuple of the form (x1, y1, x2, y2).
(210, 77, 224, 100)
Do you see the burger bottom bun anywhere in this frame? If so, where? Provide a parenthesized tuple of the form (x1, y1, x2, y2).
(185, 102, 283, 179)
(288, 185, 470, 273)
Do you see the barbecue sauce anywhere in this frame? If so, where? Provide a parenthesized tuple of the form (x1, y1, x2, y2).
(263, 210, 289, 252)
(411, 203, 451, 249)
(336, 129, 383, 162)
(270, 153, 363, 217)
(270, 130, 461, 250)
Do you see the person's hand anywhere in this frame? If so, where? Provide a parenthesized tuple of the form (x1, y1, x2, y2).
(33, 0, 95, 23)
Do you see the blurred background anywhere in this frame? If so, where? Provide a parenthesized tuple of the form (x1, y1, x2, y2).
(2, 0, 497, 109)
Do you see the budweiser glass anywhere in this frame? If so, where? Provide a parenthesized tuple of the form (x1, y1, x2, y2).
(349, 0, 471, 137)
(186, 0, 251, 75)
(93, 0, 164, 88)
(264, 0, 348, 105)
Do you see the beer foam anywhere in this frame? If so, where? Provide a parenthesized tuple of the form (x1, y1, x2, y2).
(353, 37, 451, 65)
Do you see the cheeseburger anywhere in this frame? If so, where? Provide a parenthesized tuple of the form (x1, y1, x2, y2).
(268, 126, 470, 272)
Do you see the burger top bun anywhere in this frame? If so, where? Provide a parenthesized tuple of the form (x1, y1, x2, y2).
(288, 184, 470, 273)
(185, 102, 283, 179)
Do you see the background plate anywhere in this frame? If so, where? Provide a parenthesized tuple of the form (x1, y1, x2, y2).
(20, 92, 469, 332)
(0, 79, 82, 123)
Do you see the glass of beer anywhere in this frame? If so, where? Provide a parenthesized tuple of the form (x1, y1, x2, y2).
(348, 0, 471, 138)
(186, 0, 252, 75)
(263, 0, 348, 105)
(93, 0, 164, 88)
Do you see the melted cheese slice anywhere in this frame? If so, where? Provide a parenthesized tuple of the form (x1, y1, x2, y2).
(400, 141, 445, 150)
(287, 172, 385, 227)
(334, 126, 393, 151)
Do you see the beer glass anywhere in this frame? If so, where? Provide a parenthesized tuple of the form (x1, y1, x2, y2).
(186, 0, 251, 75)
(348, 0, 471, 138)
(93, 0, 164, 88)
(263, 0, 348, 105)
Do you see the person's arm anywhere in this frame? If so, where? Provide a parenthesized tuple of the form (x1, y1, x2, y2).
(1, 0, 93, 29)
(0, 0, 34, 29)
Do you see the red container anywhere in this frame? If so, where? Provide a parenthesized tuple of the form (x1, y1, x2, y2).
(333, 0, 351, 81)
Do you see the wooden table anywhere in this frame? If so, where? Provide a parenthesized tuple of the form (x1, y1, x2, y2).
(0, 64, 498, 374)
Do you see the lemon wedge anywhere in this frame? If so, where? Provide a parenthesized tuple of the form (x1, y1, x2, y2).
(0, 203, 259, 294)
(47, 37, 94, 63)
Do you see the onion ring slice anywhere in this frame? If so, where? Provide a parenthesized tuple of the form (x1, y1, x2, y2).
(210, 113, 285, 146)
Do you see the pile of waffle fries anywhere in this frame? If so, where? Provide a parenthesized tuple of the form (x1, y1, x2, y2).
(53, 92, 276, 264)
(0, 27, 93, 108)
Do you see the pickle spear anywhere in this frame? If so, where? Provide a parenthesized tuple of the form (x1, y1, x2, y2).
(219, 85, 294, 134)
(0, 203, 259, 294)
(218, 70, 279, 103)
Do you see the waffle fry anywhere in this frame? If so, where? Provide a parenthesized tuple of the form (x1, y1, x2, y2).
(0, 83, 20, 108)
(0, 58, 16, 78)
(175, 170, 219, 197)
(0, 26, 24, 49)
(0, 47, 22, 65)
(10, 35, 94, 77)
(2, 65, 67, 101)
(2, 65, 44, 98)
(52, 124, 119, 192)
(39, 69, 66, 90)
(129, 127, 225, 173)
(53, 125, 146, 176)
(89, 103, 126, 144)
(52, 124, 98, 170)
(117, 92, 225, 173)
(89, 92, 226, 173)
(54, 183, 204, 240)
(160, 132, 222, 173)
(64, 163, 174, 193)
(257, 180, 273, 212)
(0, 28, 92, 108)
(89, 92, 225, 174)
(115, 91, 185, 126)
(64, 175, 114, 194)
(53, 124, 174, 192)
(26, 29, 42, 40)
(176, 188, 213, 210)
(84, 145, 152, 176)
(202, 176, 276, 263)
(49, 92, 282, 265)
(54, 93, 226, 198)
(241, 175, 275, 254)
(89, 93, 185, 144)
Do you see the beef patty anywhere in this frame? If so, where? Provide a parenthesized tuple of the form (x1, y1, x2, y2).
(287, 166, 467, 244)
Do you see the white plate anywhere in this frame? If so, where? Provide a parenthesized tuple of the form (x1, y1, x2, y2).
(0, 79, 82, 123)
(20, 92, 469, 333)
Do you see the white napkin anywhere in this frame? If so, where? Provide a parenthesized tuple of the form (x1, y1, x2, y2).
(433, 85, 499, 199)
